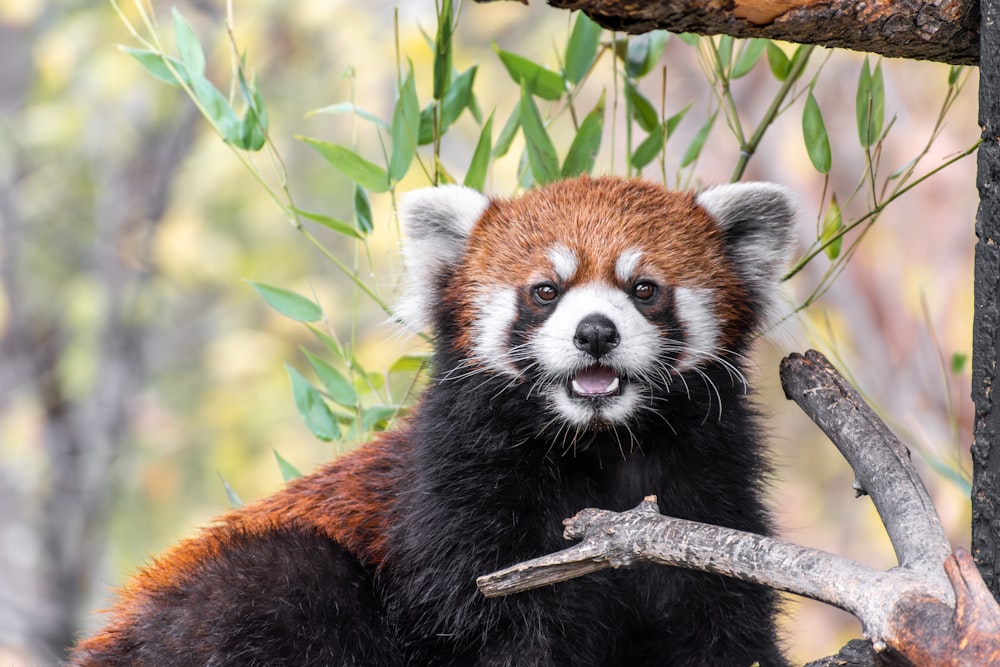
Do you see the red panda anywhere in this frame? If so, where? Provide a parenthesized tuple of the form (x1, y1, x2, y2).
(69, 176, 796, 666)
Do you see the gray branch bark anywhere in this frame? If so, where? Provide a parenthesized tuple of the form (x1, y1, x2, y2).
(478, 351, 1000, 664)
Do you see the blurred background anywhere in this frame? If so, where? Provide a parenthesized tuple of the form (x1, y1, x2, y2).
(0, 0, 979, 664)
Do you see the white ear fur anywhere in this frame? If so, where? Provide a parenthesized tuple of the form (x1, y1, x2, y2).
(696, 182, 798, 329)
(395, 185, 491, 332)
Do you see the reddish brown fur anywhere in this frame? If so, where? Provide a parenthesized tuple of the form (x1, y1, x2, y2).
(451, 177, 750, 358)
(72, 431, 410, 659)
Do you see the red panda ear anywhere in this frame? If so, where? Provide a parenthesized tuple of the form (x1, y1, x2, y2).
(395, 186, 491, 332)
(696, 182, 798, 328)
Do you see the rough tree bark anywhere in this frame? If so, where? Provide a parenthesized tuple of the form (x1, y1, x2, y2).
(973, 0, 1000, 602)
(509, 0, 981, 65)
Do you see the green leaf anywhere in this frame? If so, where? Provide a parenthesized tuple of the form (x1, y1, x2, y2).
(308, 102, 390, 130)
(302, 348, 358, 407)
(765, 42, 791, 81)
(951, 352, 969, 374)
(120, 47, 188, 86)
(665, 102, 692, 138)
(440, 66, 478, 130)
(856, 57, 885, 147)
(389, 69, 420, 183)
(389, 354, 429, 374)
(218, 473, 243, 508)
(732, 39, 766, 79)
(234, 72, 268, 151)
(299, 137, 390, 193)
(562, 92, 605, 178)
(306, 323, 345, 359)
(172, 8, 205, 77)
(464, 112, 494, 191)
(434, 0, 454, 100)
(273, 449, 303, 482)
(564, 12, 602, 85)
(716, 36, 733, 70)
(354, 185, 373, 234)
(293, 208, 363, 240)
(362, 406, 399, 432)
(248, 281, 322, 322)
(678, 33, 699, 46)
(493, 105, 520, 158)
(948, 65, 962, 86)
(631, 126, 664, 170)
(191, 76, 240, 144)
(626, 82, 658, 133)
(286, 365, 339, 441)
(624, 32, 669, 79)
(519, 83, 559, 185)
(680, 110, 717, 168)
(802, 92, 832, 174)
(821, 195, 843, 260)
(495, 46, 565, 101)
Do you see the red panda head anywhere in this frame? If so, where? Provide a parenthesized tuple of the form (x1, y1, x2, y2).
(397, 176, 796, 430)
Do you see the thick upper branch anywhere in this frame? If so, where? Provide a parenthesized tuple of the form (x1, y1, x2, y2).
(536, 0, 980, 65)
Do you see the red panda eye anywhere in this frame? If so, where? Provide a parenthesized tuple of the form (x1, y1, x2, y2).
(533, 284, 559, 304)
(632, 281, 656, 301)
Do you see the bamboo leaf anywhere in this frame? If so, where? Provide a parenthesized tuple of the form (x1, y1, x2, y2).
(493, 105, 520, 158)
(273, 449, 303, 482)
(765, 42, 790, 81)
(440, 66, 477, 130)
(389, 354, 429, 374)
(286, 365, 339, 441)
(464, 112, 494, 191)
(308, 102, 390, 130)
(556, 104, 602, 179)
(172, 8, 205, 77)
(631, 125, 664, 170)
(519, 83, 559, 185)
(802, 92, 832, 174)
(248, 281, 322, 322)
(293, 208, 363, 240)
(389, 69, 419, 182)
(495, 46, 565, 101)
(120, 47, 187, 87)
(856, 57, 885, 147)
(354, 185, 373, 234)
(301, 348, 358, 407)
(951, 352, 968, 374)
(732, 39, 766, 79)
(218, 473, 243, 508)
(362, 406, 399, 431)
(562, 92, 605, 178)
(298, 137, 390, 192)
(626, 82, 658, 133)
(821, 195, 843, 260)
(564, 12, 602, 85)
(433, 0, 454, 100)
(623, 32, 669, 79)
(680, 110, 717, 167)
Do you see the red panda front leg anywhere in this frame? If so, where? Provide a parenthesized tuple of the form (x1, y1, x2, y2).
(68, 523, 402, 667)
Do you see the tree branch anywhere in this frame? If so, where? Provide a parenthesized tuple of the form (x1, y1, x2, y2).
(478, 350, 1000, 664)
(475, 0, 980, 65)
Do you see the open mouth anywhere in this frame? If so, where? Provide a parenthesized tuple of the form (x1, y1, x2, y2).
(569, 365, 622, 399)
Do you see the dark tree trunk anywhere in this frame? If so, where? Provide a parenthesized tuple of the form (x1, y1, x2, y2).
(973, 0, 1000, 602)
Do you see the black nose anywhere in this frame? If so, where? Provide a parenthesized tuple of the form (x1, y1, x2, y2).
(574, 314, 619, 359)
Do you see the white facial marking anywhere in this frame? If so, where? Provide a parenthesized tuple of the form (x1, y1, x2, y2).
(471, 286, 519, 377)
(547, 244, 578, 283)
(673, 287, 719, 368)
(615, 248, 643, 284)
(531, 282, 660, 425)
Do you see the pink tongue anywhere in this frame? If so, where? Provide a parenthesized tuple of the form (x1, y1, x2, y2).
(572, 365, 620, 396)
